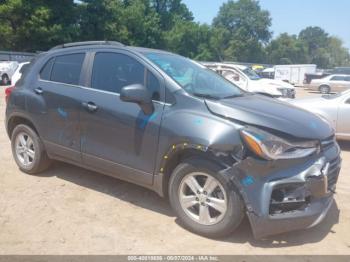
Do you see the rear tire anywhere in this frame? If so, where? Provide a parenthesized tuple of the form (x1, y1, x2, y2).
(1, 74, 10, 85)
(319, 85, 330, 94)
(168, 158, 244, 238)
(11, 124, 52, 174)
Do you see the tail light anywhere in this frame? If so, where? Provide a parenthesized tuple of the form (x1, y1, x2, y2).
(5, 86, 15, 104)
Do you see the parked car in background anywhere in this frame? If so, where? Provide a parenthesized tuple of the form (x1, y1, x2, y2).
(260, 67, 275, 79)
(5, 41, 340, 239)
(307, 75, 350, 94)
(202, 63, 295, 98)
(291, 90, 350, 140)
(11, 62, 30, 86)
(304, 71, 330, 85)
(0, 61, 18, 85)
(274, 64, 317, 86)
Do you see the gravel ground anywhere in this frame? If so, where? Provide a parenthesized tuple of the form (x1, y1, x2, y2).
(0, 87, 349, 255)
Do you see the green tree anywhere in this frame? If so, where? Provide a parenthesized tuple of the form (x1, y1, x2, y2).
(326, 37, 350, 67)
(212, 0, 271, 62)
(150, 0, 193, 30)
(78, 0, 128, 42)
(0, 0, 79, 51)
(164, 20, 214, 60)
(266, 33, 308, 64)
(298, 26, 350, 68)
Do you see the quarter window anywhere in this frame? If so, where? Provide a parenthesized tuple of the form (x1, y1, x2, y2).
(91, 52, 161, 101)
(40, 58, 54, 80)
(50, 53, 85, 85)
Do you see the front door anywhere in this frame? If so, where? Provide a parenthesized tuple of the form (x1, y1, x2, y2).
(337, 95, 350, 139)
(80, 51, 164, 185)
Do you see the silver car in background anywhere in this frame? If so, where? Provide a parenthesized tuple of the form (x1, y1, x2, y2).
(307, 74, 350, 94)
(291, 90, 350, 140)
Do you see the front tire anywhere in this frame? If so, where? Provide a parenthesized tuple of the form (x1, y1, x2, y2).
(319, 85, 330, 94)
(1, 74, 10, 85)
(11, 124, 52, 174)
(169, 158, 244, 238)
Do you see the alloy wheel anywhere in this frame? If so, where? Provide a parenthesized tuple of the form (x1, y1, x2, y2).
(178, 172, 227, 225)
(15, 132, 35, 167)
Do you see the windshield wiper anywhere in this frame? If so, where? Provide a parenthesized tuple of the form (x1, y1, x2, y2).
(193, 93, 221, 100)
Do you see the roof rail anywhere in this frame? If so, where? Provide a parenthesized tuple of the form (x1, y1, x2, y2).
(50, 41, 124, 50)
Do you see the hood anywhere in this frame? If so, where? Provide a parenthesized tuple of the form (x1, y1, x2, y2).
(205, 94, 333, 140)
(256, 78, 295, 89)
(247, 78, 295, 96)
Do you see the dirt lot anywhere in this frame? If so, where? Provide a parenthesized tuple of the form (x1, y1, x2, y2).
(0, 87, 349, 255)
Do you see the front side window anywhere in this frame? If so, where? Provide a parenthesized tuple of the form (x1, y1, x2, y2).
(92, 53, 144, 94)
(242, 67, 260, 80)
(144, 52, 243, 100)
(91, 52, 161, 101)
(50, 53, 85, 85)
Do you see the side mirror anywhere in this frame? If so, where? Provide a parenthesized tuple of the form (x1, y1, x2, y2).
(120, 84, 154, 115)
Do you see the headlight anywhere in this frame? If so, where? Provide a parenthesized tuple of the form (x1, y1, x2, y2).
(240, 127, 319, 160)
(277, 88, 288, 96)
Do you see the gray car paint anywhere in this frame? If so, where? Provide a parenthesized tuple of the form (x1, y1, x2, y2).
(5, 43, 341, 239)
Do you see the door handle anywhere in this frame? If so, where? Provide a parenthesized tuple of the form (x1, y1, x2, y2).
(82, 101, 98, 113)
(34, 87, 43, 95)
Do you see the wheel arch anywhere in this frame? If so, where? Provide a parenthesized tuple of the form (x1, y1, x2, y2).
(7, 115, 39, 139)
(319, 84, 331, 92)
(158, 144, 233, 198)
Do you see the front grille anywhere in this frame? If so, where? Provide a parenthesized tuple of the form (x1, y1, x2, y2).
(321, 135, 336, 151)
(327, 157, 341, 189)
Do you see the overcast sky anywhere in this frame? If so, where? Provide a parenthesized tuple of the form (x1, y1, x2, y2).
(183, 0, 350, 49)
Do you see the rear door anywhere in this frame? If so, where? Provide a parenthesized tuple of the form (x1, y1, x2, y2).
(32, 53, 86, 162)
(330, 76, 347, 92)
(79, 50, 165, 185)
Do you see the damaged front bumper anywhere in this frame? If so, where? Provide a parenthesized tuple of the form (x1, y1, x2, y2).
(227, 140, 341, 239)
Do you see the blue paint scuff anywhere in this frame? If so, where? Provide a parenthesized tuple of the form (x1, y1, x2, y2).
(138, 112, 158, 129)
(241, 176, 255, 186)
(57, 107, 68, 119)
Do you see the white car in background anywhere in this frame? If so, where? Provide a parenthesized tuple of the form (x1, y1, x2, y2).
(202, 62, 296, 98)
(290, 90, 350, 140)
(0, 61, 19, 85)
(11, 62, 30, 85)
(307, 74, 350, 94)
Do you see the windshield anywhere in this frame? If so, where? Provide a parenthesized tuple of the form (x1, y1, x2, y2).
(242, 67, 261, 80)
(144, 52, 244, 99)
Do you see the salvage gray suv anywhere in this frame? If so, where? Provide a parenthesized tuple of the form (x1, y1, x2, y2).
(5, 41, 341, 239)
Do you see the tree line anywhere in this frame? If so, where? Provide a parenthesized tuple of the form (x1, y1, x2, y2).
(0, 0, 349, 68)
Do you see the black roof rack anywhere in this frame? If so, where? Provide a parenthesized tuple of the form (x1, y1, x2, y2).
(50, 41, 124, 50)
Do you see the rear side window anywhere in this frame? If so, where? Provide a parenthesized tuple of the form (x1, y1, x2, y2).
(40, 58, 54, 80)
(345, 76, 350, 82)
(331, 76, 345, 81)
(40, 53, 85, 85)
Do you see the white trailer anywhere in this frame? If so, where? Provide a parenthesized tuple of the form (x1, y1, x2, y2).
(274, 64, 317, 86)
